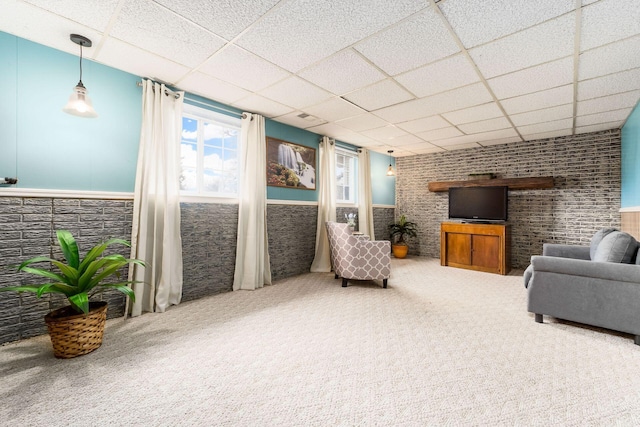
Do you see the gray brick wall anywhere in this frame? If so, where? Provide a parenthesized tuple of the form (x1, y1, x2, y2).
(0, 197, 134, 344)
(0, 197, 395, 344)
(396, 129, 621, 269)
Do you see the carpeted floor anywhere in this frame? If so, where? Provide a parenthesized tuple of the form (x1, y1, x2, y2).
(2, 257, 640, 426)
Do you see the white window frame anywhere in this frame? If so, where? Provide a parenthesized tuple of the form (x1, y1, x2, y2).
(180, 104, 241, 202)
(336, 148, 358, 205)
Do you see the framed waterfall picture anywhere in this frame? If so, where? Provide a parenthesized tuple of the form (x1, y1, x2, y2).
(266, 137, 316, 190)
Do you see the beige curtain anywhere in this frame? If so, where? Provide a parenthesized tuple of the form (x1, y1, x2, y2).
(233, 113, 272, 290)
(310, 137, 337, 272)
(358, 148, 376, 239)
(127, 79, 184, 317)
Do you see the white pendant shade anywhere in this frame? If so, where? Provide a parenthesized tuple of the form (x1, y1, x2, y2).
(63, 83, 98, 118)
(387, 164, 395, 176)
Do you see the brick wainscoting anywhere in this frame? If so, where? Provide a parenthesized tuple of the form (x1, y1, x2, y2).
(396, 129, 621, 269)
(0, 198, 394, 344)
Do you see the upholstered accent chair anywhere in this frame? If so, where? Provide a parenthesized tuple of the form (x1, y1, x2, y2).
(325, 221, 391, 288)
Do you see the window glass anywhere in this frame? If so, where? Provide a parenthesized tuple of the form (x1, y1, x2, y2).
(180, 105, 240, 198)
(336, 149, 357, 204)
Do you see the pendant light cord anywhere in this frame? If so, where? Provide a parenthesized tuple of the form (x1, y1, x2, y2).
(78, 42, 83, 85)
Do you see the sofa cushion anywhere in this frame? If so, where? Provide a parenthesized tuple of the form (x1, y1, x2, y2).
(590, 227, 618, 260)
(592, 231, 638, 263)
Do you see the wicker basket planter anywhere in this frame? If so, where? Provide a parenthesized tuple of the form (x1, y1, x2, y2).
(44, 301, 108, 359)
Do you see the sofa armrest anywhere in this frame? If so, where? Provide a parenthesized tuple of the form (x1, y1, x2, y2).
(531, 255, 640, 283)
(542, 244, 591, 260)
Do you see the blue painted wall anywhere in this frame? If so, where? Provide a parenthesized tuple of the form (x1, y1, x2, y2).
(1, 32, 141, 192)
(621, 102, 640, 208)
(1, 31, 395, 204)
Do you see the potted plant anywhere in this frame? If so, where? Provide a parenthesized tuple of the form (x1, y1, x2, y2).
(388, 214, 417, 258)
(0, 230, 144, 358)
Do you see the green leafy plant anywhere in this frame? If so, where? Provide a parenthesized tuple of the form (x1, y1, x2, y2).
(0, 230, 144, 314)
(388, 214, 418, 246)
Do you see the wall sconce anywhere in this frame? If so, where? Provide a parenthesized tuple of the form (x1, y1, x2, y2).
(386, 150, 395, 176)
(62, 34, 98, 118)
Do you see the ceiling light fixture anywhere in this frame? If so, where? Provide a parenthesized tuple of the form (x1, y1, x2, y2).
(386, 150, 395, 176)
(62, 34, 98, 118)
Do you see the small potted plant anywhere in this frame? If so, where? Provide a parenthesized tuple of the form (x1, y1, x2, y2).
(388, 214, 417, 258)
(0, 230, 144, 358)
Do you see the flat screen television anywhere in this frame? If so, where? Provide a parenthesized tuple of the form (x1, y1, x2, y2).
(448, 186, 508, 222)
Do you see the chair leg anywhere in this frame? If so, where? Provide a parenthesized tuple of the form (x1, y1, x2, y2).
(383, 279, 387, 288)
(334, 273, 339, 279)
(635, 335, 640, 346)
(535, 313, 543, 323)
(342, 278, 348, 287)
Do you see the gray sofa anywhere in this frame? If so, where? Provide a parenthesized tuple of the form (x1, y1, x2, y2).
(524, 228, 640, 345)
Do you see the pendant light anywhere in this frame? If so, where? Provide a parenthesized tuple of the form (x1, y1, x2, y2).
(386, 150, 395, 176)
(62, 34, 98, 118)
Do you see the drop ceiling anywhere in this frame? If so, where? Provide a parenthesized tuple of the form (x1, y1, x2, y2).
(3, 0, 640, 157)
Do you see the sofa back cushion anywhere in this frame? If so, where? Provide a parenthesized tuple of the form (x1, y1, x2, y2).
(590, 227, 618, 260)
(592, 231, 638, 263)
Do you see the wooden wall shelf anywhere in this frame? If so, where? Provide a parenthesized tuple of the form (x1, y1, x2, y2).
(428, 176, 554, 192)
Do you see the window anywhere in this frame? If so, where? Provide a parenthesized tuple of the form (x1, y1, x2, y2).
(180, 105, 241, 198)
(336, 149, 357, 204)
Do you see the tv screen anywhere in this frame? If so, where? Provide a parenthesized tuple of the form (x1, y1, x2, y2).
(448, 186, 508, 222)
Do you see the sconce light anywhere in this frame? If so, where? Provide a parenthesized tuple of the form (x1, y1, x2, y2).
(386, 150, 395, 176)
(62, 34, 98, 118)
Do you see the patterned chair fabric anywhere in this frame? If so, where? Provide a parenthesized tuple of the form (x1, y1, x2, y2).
(325, 221, 391, 288)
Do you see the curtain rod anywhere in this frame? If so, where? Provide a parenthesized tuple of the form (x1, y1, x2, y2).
(136, 80, 180, 99)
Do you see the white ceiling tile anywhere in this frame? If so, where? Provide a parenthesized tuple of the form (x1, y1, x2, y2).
(393, 149, 425, 157)
(518, 118, 574, 135)
(442, 143, 483, 151)
(153, 0, 280, 40)
(374, 83, 493, 123)
(361, 126, 408, 141)
(178, 72, 251, 105)
(522, 129, 573, 140)
(97, 38, 191, 84)
(298, 49, 386, 96)
(577, 68, 640, 100)
(334, 114, 390, 132)
(303, 97, 365, 122)
(582, 0, 599, 5)
(488, 57, 574, 99)
(439, 0, 575, 49)
(236, 0, 425, 72)
(442, 102, 504, 125)
(199, 45, 290, 92)
(354, 8, 460, 76)
(416, 127, 463, 141)
(510, 104, 573, 127)
(469, 14, 575, 79)
(396, 115, 450, 133)
(232, 94, 294, 117)
(110, 0, 226, 68)
(259, 76, 332, 109)
(305, 123, 358, 140)
(23, 0, 120, 32)
(396, 141, 440, 150)
(479, 136, 522, 146)
(458, 117, 512, 134)
(575, 108, 632, 127)
(405, 145, 446, 154)
(579, 37, 640, 81)
(580, 0, 640, 51)
(340, 134, 378, 146)
(343, 80, 414, 111)
(0, 2, 104, 57)
(386, 134, 425, 146)
(575, 122, 624, 134)
(395, 54, 480, 98)
(577, 90, 640, 116)
(273, 111, 327, 129)
(500, 85, 574, 115)
(439, 128, 519, 145)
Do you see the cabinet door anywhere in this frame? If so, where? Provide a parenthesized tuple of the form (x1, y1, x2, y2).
(446, 233, 471, 265)
(471, 235, 500, 269)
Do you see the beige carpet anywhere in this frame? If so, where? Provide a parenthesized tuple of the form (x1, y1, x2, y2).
(2, 257, 640, 426)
